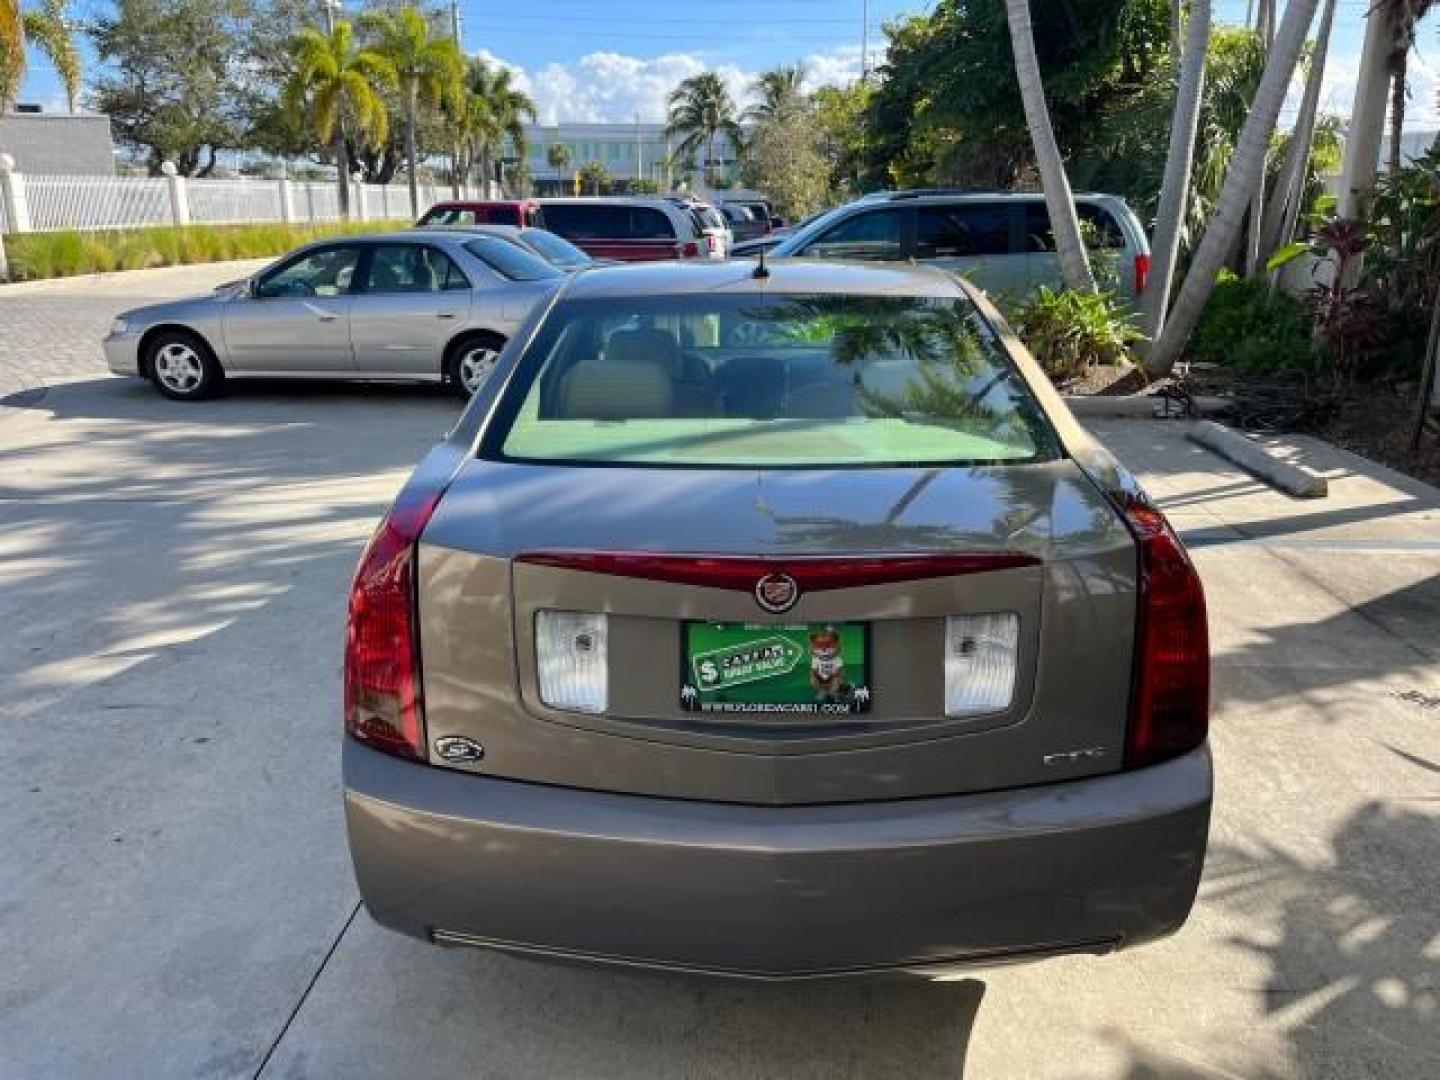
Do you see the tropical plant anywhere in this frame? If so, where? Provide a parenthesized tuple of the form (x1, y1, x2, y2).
(1191, 273, 1319, 375)
(1148, 0, 1319, 374)
(546, 142, 571, 173)
(1003, 0, 1094, 293)
(284, 20, 397, 219)
(1306, 219, 1384, 388)
(1013, 287, 1138, 378)
(1, 0, 81, 112)
(745, 63, 806, 124)
(666, 72, 743, 188)
(361, 6, 462, 218)
(578, 160, 609, 195)
(464, 57, 536, 196)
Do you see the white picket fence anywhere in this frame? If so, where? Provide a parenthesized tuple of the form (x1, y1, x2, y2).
(0, 167, 463, 234)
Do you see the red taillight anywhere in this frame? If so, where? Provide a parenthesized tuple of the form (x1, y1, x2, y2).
(1134, 253, 1151, 294)
(344, 483, 444, 760)
(516, 551, 1039, 591)
(681, 241, 699, 258)
(1113, 491, 1209, 768)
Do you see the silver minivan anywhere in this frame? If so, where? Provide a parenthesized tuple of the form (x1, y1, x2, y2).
(769, 191, 1151, 300)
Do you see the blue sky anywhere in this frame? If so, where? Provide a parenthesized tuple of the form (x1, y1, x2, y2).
(13, 0, 1438, 130)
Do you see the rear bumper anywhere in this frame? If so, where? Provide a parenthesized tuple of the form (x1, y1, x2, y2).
(344, 740, 1211, 979)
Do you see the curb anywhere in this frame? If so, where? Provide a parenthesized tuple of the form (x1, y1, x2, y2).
(1062, 395, 1233, 419)
(1187, 420, 1329, 499)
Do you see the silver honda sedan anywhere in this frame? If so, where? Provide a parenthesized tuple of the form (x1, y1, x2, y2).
(343, 258, 1212, 980)
(103, 231, 563, 400)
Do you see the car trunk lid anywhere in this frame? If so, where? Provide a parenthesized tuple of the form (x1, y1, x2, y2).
(418, 459, 1138, 804)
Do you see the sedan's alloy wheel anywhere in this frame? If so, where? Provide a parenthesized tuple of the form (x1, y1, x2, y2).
(153, 342, 205, 394)
(459, 345, 500, 395)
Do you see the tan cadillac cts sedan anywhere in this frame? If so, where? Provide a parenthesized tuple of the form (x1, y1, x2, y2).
(343, 258, 1212, 980)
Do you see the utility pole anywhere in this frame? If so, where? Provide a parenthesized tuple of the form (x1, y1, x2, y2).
(635, 113, 643, 188)
(861, 0, 869, 81)
(322, 0, 339, 34)
(450, 0, 462, 46)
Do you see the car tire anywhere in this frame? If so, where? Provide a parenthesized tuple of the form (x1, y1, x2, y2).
(446, 333, 506, 398)
(145, 330, 223, 401)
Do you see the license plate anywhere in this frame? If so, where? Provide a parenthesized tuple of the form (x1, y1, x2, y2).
(680, 622, 872, 716)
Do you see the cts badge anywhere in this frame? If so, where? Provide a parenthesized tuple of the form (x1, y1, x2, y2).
(754, 572, 800, 614)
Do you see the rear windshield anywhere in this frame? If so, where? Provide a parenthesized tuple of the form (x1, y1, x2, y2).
(482, 294, 1057, 468)
(463, 237, 563, 281)
(519, 227, 590, 267)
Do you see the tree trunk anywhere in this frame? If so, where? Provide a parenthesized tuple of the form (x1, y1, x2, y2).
(1337, 1, 1395, 220)
(1244, 0, 1275, 277)
(405, 80, 420, 220)
(1261, 0, 1337, 267)
(1142, 0, 1212, 346)
(1389, 52, 1408, 176)
(1149, 0, 1319, 375)
(451, 139, 462, 199)
(707, 131, 716, 188)
(335, 123, 351, 220)
(1170, 0, 1183, 59)
(1004, 0, 1095, 293)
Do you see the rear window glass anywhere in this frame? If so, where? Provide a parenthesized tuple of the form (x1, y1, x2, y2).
(543, 203, 676, 240)
(1024, 202, 1126, 251)
(463, 237, 563, 281)
(918, 205, 1013, 258)
(518, 227, 590, 267)
(483, 294, 1056, 469)
(422, 206, 519, 226)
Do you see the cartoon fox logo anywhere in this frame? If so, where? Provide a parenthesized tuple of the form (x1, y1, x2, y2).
(809, 627, 852, 701)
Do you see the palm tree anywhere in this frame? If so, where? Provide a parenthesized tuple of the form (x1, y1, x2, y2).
(745, 63, 805, 124)
(1, 0, 81, 113)
(285, 21, 396, 220)
(1384, 1, 1434, 175)
(465, 57, 536, 196)
(1142, 0, 1212, 345)
(1003, 0, 1095, 293)
(578, 160, 609, 195)
(1149, 0, 1319, 375)
(666, 72, 743, 188)
(546, 142, 571, 176)
(1261, 0, 1338, 268)
(362, 6, 463, 218)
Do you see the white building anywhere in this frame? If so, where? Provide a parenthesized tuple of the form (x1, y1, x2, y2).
(510, 122, 743, 192)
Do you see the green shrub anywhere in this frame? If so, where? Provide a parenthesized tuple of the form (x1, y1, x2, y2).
(6, 220, 407, 281)
(1012, 287, 1139, 379)
(1191, 275, 1321, 376)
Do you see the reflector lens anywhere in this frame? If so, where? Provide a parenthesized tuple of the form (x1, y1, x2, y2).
(536, 611, 608, 714)
(944, 613, 1019, 717)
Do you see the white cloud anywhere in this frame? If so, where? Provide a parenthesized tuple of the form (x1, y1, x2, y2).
(471, 46, 863, 126)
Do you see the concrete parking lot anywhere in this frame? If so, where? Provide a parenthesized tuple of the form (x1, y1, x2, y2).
(2, 265, 1438, 1079)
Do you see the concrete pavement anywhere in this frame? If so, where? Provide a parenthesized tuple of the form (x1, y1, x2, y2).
(1, 266, 1437, 1078)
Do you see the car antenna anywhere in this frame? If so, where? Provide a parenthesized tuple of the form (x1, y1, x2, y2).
(753, 245, 770, 280)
